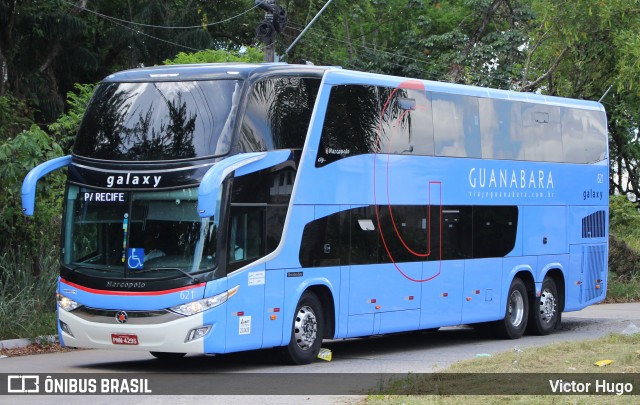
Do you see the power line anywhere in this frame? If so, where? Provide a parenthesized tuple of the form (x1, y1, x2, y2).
(62, 0, 263, 29)
(97, 13, 201, 52)
(284, 22, 520, 88)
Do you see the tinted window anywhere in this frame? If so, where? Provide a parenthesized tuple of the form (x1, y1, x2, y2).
(561, 108, 607, 163)
(439, 207, 473, 260)
(238, 77, 321, 152)
(472, 206, 518, 258)
(74, 80, 242, 160)
(377, 205, 430, 263)
(299, 210, 348, 267)
(479, 98, 523, 160)
(299, 205, 515, 267)
(349, 207, 380, 265)
(317, 85, 434, 167)
(317, 85, 379, 166)
(226, 164, 295, 272)
(377, 88, 434, 156)
(521, 103, 562, 161)
(432, 93, 481, 158)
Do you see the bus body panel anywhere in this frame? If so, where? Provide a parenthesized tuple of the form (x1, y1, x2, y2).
(461, 258, 502, 324)
(262, 268, 285, 348)
(223, 264, 266, 353)
(419, 260, 464, 329)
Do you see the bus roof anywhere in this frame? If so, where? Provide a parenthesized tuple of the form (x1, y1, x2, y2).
(323, 69, 605, 112)
(102, 62, 337, 82)
(102, 62, 604, 112)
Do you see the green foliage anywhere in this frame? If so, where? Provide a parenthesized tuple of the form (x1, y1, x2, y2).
(48, 83, 96, 152)
(0, 94, 34, 141)
(608, 195, 640, 281)
(609, 195, 640, 232)
(0, 246, 58, 340)
(0, 125, 64, 253)
(163, 47, 264, 65)
(607, 271, 640, 303)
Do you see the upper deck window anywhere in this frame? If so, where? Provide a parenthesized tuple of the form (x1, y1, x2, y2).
(74, 80, 242, 161)
(238, 77, 321, 152)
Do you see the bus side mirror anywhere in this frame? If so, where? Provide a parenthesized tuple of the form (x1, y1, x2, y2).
(22, 155, 72, 216)
(197, 150, 291, 219)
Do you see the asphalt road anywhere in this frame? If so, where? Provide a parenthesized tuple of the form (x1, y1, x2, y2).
(1, 303, 640, 404)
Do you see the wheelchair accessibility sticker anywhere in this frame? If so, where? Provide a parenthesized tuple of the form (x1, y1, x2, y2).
(127, 248, 144, 269)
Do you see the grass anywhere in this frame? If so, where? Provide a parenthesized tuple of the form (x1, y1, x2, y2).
(366, 334, 640, 404)
(0, 246, 59, 340)
(606, 272, 640, 303)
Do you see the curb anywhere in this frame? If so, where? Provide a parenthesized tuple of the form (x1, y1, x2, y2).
(0, 335, 57, 350)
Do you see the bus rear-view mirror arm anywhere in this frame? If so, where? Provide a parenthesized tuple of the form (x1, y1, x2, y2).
(197, 150, 292, 220)
(22, 155, 72, 216)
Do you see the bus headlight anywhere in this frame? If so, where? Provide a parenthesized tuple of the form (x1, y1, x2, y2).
(56, 293, 80, 312)
(170, 285, 239, 316)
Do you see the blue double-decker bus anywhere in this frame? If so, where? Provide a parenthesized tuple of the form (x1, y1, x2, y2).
(23, 63, 608, 364)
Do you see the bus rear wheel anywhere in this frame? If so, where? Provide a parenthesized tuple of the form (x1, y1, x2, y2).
(493, 277, 528, 339)
(526, 277, 560, 335)
(280, 291, 324, 365)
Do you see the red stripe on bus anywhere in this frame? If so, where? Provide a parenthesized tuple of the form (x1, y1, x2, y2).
(60, 279, 206, 296)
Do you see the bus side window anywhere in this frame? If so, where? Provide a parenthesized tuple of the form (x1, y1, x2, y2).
(432, 93, 481, 158)
(227, 206, 265, 270)
(378, 88, 434, 156)
(521, 103, 562, 162)
(561, 108, 607, 164)
(479, 98, 523, 160)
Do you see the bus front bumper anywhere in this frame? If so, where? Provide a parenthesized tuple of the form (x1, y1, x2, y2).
(58, 308, 219, 354)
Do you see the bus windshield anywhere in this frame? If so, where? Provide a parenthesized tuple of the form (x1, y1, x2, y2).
(63, 185, 217, 279)
(73, 80, 242, 161)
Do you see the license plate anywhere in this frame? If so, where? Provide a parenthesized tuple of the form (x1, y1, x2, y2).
(111, 333, 139, 345)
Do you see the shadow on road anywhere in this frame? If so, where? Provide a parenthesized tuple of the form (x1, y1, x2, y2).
(72, 319, 600, 372)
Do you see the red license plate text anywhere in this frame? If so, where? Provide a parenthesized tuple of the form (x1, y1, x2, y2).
(111, 333, 139, 345)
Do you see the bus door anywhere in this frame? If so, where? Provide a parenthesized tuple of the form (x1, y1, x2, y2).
(224, 204, 266, 352)
(347, 206, 422, 336)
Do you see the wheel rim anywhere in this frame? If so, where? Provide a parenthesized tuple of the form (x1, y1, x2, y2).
(539, 287, 557, 324)
(508, 289, 524, 327)
(293, 305, 317, 351)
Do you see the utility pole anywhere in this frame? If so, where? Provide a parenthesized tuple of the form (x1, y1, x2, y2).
(255, 0, 287, 62)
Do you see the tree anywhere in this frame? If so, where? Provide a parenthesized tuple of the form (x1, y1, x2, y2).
(518, 0, 640, 201)
(0, 0, 265, 124)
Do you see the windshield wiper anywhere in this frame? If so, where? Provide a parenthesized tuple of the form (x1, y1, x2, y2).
(68, 264, 121, 274)
(134, 267, 201, 283)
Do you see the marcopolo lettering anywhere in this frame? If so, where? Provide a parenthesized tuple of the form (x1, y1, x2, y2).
(105, 281, 146, 289)
(106, 173, 162, 188)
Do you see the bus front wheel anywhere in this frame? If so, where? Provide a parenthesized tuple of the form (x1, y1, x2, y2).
(280, 291, 324, 365)
(526, 277, 560, 335)
(493, 277, 528, 339)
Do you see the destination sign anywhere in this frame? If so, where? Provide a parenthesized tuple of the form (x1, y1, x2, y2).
(81, 192, 126, 202)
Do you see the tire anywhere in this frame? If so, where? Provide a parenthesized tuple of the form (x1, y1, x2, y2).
(150, 352, 186, 360)
(280, 291, 324, 365)
(493, 278, 528, 339)
(526, 277, 560, 335)
(473, 322, 494, 339)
